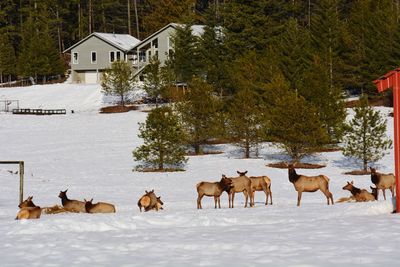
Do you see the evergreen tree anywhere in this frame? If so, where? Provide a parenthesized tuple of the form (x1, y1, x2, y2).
(170, 23, 201, 83)
(269, 88, 328, 163)
(0, 33, 16, 84)
(298, 57, 346, 142)
(101, 60, 134, 106)
(176, 78, 223, 154)
(227, 87, 264, 158)
(143, 55, 166, 105)
(133, 106, 187, 171)
(342, 95, 392, 171)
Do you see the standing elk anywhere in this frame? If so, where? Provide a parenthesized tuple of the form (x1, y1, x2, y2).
(342, 181, 376, 202)
(248, 174, 273, 206)
(15, 196, 42, 220)
(196, 176, 233, 209)
(58, 189, 86, 213)
(226, 171, 253, 208)
(370, 167, 396, 200)
(84, 198, 116, 213)
(288, 164, 334, 206)
(138, 190, 164, 212)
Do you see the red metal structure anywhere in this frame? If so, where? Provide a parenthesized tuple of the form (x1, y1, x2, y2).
(373, 69, 400, 213)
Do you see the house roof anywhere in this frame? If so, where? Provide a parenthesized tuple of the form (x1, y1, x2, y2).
(131, 23, 205, 50)
(64, 32, 140, 53)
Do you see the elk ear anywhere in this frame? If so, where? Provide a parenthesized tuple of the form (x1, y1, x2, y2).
(145, 190, 149, 194)
(84, 198, 87, 202)
(370, 186, 373, 190)
(157, 196, 161, 200)
(351, 180, 354, 185)
(28, 196, 33, 200)
(237, 171, 240, 174)
(244, 171, 248, 174)
(151, 189, 154, 193)
(90, 198, 93, 202)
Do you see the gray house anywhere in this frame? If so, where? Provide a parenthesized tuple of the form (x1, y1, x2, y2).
(64, 32, 140, 83)
(131, 23, 205, 78)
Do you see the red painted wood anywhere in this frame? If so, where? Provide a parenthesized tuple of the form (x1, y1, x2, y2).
(373, 70, 400, 213)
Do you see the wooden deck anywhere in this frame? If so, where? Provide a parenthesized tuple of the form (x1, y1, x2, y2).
(12, 108, 66, 115)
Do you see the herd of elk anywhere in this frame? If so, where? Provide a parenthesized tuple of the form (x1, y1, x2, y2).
(13, 165, 397, 220)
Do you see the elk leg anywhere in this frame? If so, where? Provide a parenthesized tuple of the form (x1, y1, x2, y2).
(197, 194, 203, 209)
(383, 189, 387, 200)
(297, 191, 302, 206)
(218, 197, 221, 209)
(214, 196, 217, 209)
(243, 191, 248, 208)
(232, 192, 235, 208)
(269, 187, 273, 205)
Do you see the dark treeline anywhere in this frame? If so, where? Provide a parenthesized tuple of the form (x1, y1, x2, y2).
(0, 0, 399, 91)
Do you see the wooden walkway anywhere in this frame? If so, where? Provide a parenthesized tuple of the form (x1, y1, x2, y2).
(12, 108, 66, 115)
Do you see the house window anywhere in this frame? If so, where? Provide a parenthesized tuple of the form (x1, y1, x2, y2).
(139, 51, 146, 62)
(91, 51, 97, 64)
(152, 39, 158, 49)
(110, 51, 115, 62)
(116, 51, 121, 61)
(148, 50, 152, 60)
(73, 52, 79, 64)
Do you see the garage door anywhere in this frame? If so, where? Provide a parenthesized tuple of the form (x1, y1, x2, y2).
(84, 71, 98, 84)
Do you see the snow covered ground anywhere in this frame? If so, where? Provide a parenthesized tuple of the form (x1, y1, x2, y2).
(0, 84, 399, 267)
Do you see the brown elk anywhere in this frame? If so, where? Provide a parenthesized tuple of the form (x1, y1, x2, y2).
(58, 189, 86, 213)
(226, 171, 253, 208)
(84, 198, 116, 213)
(15, 196, 42, 220)
(138, 190, 164, 212)
(196, 176, 233, 209)
(342, 181, 376, 202)
(288, 164, 334, 206)
(370, 167, 396, 200)
(248, 175, 273, 205)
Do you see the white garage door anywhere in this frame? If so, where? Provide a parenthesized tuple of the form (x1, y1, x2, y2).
(84, 71, 98, 84)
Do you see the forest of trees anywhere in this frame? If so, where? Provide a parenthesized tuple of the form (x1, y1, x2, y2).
(0, 0, 400, 90)
(1, 0, 397, 165)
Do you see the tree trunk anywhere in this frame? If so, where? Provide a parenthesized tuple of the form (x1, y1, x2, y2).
(133, 0, 140, 39)
(194, 143, 201, 155)
(127, 0, 131, 35)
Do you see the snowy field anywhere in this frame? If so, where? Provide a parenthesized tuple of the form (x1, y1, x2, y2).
(0, 84, 399, 267)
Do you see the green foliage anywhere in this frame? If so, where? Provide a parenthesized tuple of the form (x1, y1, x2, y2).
(101, 60, 134, 106)
(342, 95, 392, 171)
(227, 87, 264, 158)
(0, 33, 16, 82)
(133, 106, 187, 171)
(176, 78, 223, 154)
(269, 89, 329, 163)
(169, 24, 201, 83)
(143, 56, 167, 104)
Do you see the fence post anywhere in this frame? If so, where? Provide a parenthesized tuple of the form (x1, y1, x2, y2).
(19, 161, 24, 204)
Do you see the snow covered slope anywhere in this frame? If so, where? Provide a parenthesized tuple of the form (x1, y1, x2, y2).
(0, 84, 399, 267)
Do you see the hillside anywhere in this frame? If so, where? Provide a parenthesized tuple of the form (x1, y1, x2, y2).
(0, 84, 399, 267)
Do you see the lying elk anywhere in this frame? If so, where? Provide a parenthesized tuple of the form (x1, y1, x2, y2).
(138, 190, 164, 212)
(58, 189, 86, 213)
(248, 174, 273, 205)
(84, 198, 116, 213)
(227, 171, 253, 208)
(288, 164, 334, 206)
(196, 176, 233, 209)
(15, 196, 42, 220)
(342, 181, 377, 202)
(370, 167, 396, 200)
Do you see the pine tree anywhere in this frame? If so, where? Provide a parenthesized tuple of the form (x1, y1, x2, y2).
(170, 23, 201, 83)
(101, 60, 134, 106)
(133, 106, 187, 171)
(227, 87, 264, 159)
(142, 55, 165, 105)
(342, 95, 392, 171)
(269, 88, 329, 163)
(176, 78, 223, 155)
(0, 33, 16, 84)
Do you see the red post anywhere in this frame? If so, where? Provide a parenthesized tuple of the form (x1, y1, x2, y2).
(373, 70, 400, 213)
